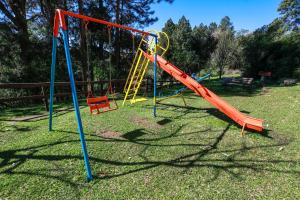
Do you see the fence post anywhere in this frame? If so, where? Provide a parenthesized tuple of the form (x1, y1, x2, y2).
(100, 82, 104, 95)
(41, 86, 49, 111)
(146, 78, 149, 94)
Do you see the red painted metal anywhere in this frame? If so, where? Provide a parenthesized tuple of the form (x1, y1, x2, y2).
(53, 9, 66, 37)
(87, 96, 110, 114)
(53, 10, 59, 36)
(143, 51, 264, 132)
(53, 9, 153, 37)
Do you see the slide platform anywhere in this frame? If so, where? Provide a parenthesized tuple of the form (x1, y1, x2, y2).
(143, 51, 263, 132)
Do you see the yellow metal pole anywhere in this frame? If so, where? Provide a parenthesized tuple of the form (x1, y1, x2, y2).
(122, 49, 143, 106)
(123, 35, 145, 93)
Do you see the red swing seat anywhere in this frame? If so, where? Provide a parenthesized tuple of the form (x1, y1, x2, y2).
(86, 96, 111, 114)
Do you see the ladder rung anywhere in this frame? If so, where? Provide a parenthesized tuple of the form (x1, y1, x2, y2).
(130, 98, 147, 104)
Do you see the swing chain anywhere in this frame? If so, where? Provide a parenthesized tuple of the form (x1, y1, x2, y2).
(107, 26, 114, 54)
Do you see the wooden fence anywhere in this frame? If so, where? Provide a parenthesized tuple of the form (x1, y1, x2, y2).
(0, 78, 180, 111)
(0, 80, 126, 111)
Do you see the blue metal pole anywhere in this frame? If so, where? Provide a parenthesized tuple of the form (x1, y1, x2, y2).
(61, 30, 93, 181)
(49, 37, 58, 131)
(153, 36, 158, 117)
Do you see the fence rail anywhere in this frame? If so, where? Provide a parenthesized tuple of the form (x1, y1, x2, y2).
(0, 80, 126, 111)
(0, 78, 180, 111)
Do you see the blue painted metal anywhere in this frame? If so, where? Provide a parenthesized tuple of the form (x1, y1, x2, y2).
(49, 37, 58, 131)
(61, 30, 93, 181)
(159, 73, 211, 98)
(174, 73, 210, 94)
(150, 33, 158, 38)
(153, 36, 158, 117)
(191, 73, 211, 82)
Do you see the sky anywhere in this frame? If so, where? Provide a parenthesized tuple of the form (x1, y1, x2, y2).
(147, 0, 282, 31)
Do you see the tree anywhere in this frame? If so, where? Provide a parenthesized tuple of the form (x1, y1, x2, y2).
(78, 0, 88, 85)
(191, 23, 215, 69)
(209, 16, 239, 79)
(0, 0, 71, 82)
(0, 0, 174, 83)
(0, 1, 33, 80)
(161, 18, 220, 78)
(241, 26, 300, 79)
(161, 19, 176, 60)
(219, 16, 234, 32)
(209, 30, 235, 79)
(278, 0, 300, 31)
(171, 16, 197, 73)
(105, 0, 174, 74)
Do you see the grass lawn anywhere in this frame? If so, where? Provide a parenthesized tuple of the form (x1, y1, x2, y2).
(0, 80, 300, 199)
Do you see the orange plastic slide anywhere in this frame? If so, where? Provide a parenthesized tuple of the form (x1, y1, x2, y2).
(143, 51, 264, 132)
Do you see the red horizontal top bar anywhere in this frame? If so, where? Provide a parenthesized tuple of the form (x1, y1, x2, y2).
(53, 9, 156, 37)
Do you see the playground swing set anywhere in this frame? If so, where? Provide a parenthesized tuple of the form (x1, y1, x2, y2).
(48, 9, 264, 181)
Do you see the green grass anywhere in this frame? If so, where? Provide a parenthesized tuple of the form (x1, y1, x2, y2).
(1, 80, 300, 199)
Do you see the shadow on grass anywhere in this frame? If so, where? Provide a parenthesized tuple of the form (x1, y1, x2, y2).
(0, 106, 87, 123)
(122, 129, 148, 140)
(153, 102, 260, 133)
(156, 118, 172, 125)
(0, 107, 84, 135)
(0, 122, 298, 188)
(0, 124, 37, 133)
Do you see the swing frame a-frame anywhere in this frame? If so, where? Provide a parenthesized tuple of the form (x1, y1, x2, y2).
(48, 9, 158, 181)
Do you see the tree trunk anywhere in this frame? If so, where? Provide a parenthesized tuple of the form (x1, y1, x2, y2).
(114, 0, 121, 71)
(219, 66, 223, 79)
(1, 1, 32, 80)
(40, 0, 55, 45)
(19, 27, 32, 79)
(78, 0, 88, 94)
(78, 0, 88, 81)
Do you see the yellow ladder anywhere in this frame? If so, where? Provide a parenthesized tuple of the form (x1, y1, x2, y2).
(122, 47, 150, 105)
(122, 31, 169, 106)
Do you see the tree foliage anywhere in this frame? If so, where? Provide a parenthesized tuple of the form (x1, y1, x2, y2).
(208, 16, 245, 79)
(210, 30, 237, 79)
(0, 0, 299, 85)
(241, 26, 300, 79)
(278, 0, 300, 31)
(160, 15, 247, 79)
(0, 0, 173, 83)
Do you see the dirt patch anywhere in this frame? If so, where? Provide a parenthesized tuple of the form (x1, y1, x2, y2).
(96, 130, 123, 139)
(130, 115, 162, 130)
(144, 175, 151, 185)
(10, 107, 78, 122)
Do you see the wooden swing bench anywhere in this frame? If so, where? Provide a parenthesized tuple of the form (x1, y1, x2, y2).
(223, 77, 254, 88)
(86, 96, 116, 114)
